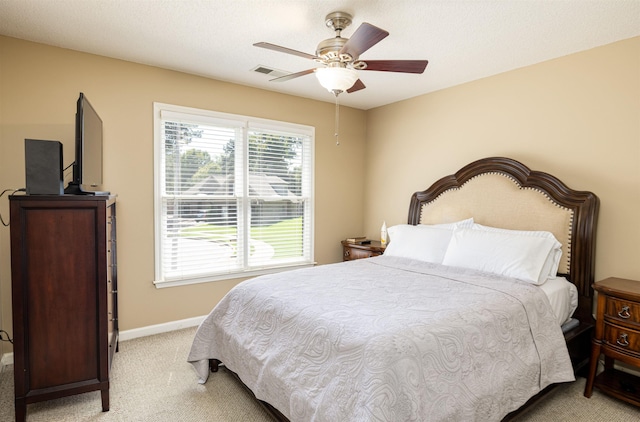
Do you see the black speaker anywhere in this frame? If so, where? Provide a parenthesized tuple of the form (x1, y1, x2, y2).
(25, 139, 64, 195)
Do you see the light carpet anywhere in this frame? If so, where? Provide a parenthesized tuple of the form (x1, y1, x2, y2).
(0, 327, 637, 421)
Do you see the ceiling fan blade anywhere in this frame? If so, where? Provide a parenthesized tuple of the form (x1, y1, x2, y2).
(347, 79, 366, 93)
(269, 68, 316, 82)
(359, 60, 428, 74)
(340, 22, 389, 59)
(254, 42, 319, 60)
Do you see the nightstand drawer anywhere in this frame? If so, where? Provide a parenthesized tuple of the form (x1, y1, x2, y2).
(604, 322, 640, 354)
(345, 247, 381, 260)
(341, 240, 386, 262)
(605, 297, 640, 326)
(585, 277, 640, 407)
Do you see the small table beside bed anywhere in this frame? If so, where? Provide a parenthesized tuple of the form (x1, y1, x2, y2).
(188, 156, 599, 421)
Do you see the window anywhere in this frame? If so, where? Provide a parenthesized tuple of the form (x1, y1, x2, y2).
(153, 103, 314, 287)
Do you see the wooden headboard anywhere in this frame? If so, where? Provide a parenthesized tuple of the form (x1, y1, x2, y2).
(407, 157, 599, 323)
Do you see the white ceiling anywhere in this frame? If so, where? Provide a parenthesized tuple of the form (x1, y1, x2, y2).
(1, 0, 639, 110)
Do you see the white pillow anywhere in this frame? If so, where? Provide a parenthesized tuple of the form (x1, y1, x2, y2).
(427, 217, 474, 230)
(471, 224, 562, 281)
(384, 224, 455, 263)
(442, 228, 561, 285)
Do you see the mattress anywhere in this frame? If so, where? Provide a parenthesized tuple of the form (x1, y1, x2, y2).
(189, 256, 574, 421)
(539, 276, 578, 326)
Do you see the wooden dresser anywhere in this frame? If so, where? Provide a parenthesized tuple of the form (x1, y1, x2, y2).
(341, 240, 386, 261)
(9, 195, 118, 421)
(584, 277, 640, 407)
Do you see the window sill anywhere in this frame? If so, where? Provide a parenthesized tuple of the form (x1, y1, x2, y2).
(153, 262, 317, 289)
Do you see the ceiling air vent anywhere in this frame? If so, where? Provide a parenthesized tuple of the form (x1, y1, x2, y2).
(252, 65, 289, 79)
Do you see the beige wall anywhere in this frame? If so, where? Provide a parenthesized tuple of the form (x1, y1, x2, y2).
(364, 36, 640, 283)
(1, 34, 639, 358)
(0, 36, 367, 355)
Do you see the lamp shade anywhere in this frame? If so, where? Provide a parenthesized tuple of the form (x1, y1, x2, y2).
(315, 67, 359, 93)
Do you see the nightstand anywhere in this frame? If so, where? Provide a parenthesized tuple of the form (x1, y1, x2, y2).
(341, 240, 386, 261)
(584, 277, 640, 407)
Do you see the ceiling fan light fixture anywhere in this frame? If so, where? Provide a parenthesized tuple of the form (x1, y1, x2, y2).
(315, 67, 359, 94)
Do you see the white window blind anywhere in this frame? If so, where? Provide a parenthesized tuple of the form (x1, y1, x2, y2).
(153, 103, 314, 287)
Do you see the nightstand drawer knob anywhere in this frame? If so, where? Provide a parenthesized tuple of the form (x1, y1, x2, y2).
(618, 306, 631, 319)
(616, 333, 629, 347)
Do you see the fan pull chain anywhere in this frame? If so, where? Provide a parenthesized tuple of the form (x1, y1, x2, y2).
(334, 91, 340, 146)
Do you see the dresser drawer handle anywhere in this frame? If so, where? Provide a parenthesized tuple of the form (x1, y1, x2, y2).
(618, 306, 631, 319)
(616, 333, 629, 347)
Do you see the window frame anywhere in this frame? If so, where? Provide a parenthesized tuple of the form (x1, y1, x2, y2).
(153, 103, 315, 288)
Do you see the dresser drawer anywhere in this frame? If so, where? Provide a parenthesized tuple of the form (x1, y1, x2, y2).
(604, 322, 640, 354)
(605, 297, 640, 326)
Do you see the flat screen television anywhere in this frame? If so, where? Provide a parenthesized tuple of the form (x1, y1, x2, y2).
(64, 92, 108, 195)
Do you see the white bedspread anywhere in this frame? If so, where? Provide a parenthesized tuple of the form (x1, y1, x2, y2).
(188, 256, 575, 421)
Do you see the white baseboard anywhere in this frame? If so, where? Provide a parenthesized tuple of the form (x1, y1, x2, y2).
(612, 360, 640, 377)
(0, 315, 207, 369)
(1, 352, 13, 370)
(118, 315, 206, 341)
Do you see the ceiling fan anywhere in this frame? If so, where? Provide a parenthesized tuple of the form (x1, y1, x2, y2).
(254, 11, 428, 96)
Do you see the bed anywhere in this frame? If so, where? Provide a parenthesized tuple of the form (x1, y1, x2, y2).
(188, 157, 599, 421)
